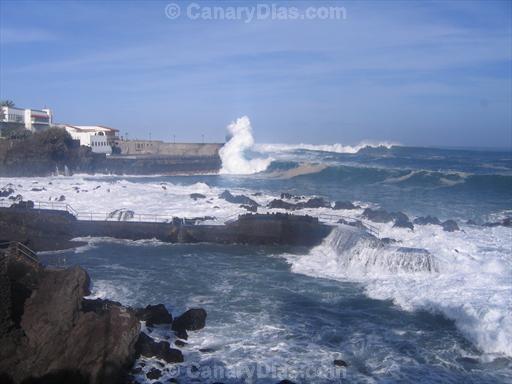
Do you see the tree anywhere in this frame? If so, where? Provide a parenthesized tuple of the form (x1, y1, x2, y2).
(0, 100, 15, 107)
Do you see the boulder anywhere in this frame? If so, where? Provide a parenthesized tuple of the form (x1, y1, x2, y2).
(391, 212, 414, 230)
(146, 368, 162, 380)
(174, 329, 188, 340)
(135, 332, 184, 364)
(333, 359, 348, 367)
(0, 258, 140, 384)
(300, 197, 331, 209)
(172, 308, 207, 332)
(333, 201, 358, 210)
(58, 195, 66, 202)
(219, 190, 259, 208)
(190, 193, 206, 200)
(280, 192, 294, 199)
(442, 220, 460, 232)
(135, 304, 173, 327)
(0, 187, 14, 197)
(175, 339, 187, 347)
(362, 208, 393, 223)
(267, 199, 297, 210)
(240, 204, 257, 212)
(413, 216, 441, 226)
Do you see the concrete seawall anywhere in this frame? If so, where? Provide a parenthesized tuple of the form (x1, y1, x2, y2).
(0, 208, 333, 251)
(117, 141, 223, 157)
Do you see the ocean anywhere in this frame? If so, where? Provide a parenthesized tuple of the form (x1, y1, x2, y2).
(2, 136, 511, 383)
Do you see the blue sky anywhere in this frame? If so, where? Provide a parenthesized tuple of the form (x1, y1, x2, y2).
(0, 0, 511, 148)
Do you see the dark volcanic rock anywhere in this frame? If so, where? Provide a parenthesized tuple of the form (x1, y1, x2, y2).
(240, 204, 257, 212)
(58, 195, 66, 202)
(333, 359, 348, 367)
(333, 201, 358, 210)
(175, 339, 187, 347)
(442, 220, 460, 232)
(190, 193, 206, 200)
(172, 308, 207, 332)
(300, 197, 331, 209)
(0, 187, 14, 197)
(392, 212, 414, 230)
(267, 199, 297, 210)
(174, 329, 188, 340)
(413, 216, 441, 226)
(146, 368, 162, 380)
(362, 208, 393, 223)
(135, 304, 173, 327)
(0, 255, 140, 384)
(280, 192, 294, 199)
(219, 190, 259, 207)
(135, 332, 184, 363)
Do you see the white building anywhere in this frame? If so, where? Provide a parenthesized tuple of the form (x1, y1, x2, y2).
(63, 125, 119, 154)
(0, 106, 52, 131)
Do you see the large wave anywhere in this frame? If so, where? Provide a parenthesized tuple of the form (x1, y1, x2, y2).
(219, 116, 272, 175)
(256, 141, 398, 154)
(288, 224, 512, 357)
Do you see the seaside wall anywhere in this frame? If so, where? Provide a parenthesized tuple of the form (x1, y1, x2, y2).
(0, 208, 332, 251)
(117, 141, 223, 157)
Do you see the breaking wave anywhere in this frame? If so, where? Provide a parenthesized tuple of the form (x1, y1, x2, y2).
(256, 141, 398, 154)
(286, 224, 512, 357)
(219, 116, 272, 175)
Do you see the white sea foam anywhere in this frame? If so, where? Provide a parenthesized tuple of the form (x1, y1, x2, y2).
(219, 116, 272, 175)
(288, 221, 512, 357)
(256, 140, 398, 154)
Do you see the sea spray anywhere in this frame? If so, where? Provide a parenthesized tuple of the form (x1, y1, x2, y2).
(219, 116, 272, 175)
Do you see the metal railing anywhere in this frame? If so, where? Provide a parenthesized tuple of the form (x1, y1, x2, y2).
(316, 213, 380, 237)
(0, 241, 39, 265)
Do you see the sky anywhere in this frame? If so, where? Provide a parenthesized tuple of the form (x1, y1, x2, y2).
(0, 0, 511, 148)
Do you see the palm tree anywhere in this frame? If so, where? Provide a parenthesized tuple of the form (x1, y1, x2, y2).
(0, 100, 15, 107)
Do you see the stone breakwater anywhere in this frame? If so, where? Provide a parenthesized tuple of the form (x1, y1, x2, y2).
(0, 207, 333, 252)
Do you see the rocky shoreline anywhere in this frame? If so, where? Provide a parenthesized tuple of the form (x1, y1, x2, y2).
(0, 245, 210, 384)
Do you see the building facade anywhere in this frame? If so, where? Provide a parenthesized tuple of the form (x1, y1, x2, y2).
(62, 125, 119, 154)
(0, 106, 52, 132)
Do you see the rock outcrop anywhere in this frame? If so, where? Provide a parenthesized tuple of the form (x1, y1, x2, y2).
(219, 190, 259, 208)
(0, 251, 140, 384)
(134, 332, 183, 364)
(135, 304, 173, 327)
(172, 308, 207, 333)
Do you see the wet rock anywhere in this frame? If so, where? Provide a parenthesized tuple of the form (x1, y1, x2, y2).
(174, 340, 187, 347)
(300, 197, 331, 209)
(58, 195, 66, 202)
(0, 187, 14, 197)
(466, 219, 478, 225)
(174, 329, 188, 340)
(413, 216, 441, 226)
(277, 380, 296, 384)
(219, 190, 259, 207)
(362, 208, 393, 223)
(280, 192, 294, 199)
(240, 204, 257, 212)
(333, 201, 358, 210)
(333, 359, 348, 367)
(442, 220, 460, 232)
(190, 193, 206, 200)
(392, 212, 414, 230)
(135, 333, 184, 363)
(135, 304, 173, 327)
(267, 199, 297, 210)
(172, 308, 207, 332)
(146, 368, 162, 380)
(30, 187, 46, 192)
(253, 192, 263, 196)
(93, 185, 101, 190)
(0, 258, 140, 384)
